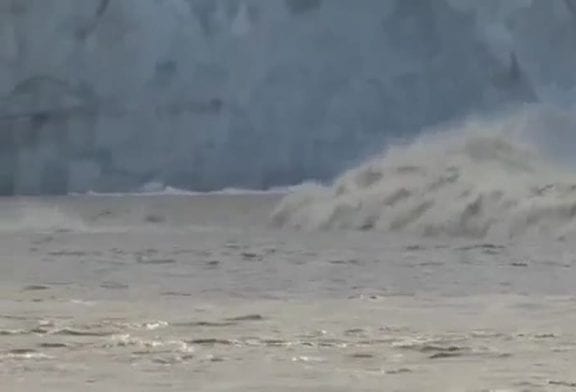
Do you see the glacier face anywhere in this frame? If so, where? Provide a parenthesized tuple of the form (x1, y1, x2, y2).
(0, 0, 572, 194)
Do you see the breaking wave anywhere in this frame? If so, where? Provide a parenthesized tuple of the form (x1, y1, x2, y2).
(272, 107, 576, 240)
(80, 185, 296, 197)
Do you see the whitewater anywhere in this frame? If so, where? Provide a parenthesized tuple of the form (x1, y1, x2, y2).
(273, 107, 576, 241)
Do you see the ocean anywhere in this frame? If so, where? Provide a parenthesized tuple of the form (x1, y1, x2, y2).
(3, 111, 576, 391)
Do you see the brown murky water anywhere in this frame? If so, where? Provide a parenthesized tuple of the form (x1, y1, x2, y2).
(1, 195, 576, 391)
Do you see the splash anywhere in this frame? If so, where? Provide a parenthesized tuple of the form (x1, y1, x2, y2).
(271, 108, 576, 240)
(0, 201, 87, 233)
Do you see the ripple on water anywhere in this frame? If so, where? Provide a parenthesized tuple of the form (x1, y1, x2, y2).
(1, 349, 53, 361)
(106, 334, 194, 354)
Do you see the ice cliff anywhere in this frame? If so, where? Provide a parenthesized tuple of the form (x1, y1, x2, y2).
(0, 0, 573, 194)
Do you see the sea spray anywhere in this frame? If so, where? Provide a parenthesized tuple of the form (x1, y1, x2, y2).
(272, 108, 576, 240)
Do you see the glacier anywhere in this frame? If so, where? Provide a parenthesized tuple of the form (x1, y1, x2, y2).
(0, 0, 574, 194)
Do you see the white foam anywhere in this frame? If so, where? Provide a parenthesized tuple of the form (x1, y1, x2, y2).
(77, 185, 299, 197)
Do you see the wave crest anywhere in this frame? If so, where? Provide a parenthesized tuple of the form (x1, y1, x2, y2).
(272, 109, 576, 240)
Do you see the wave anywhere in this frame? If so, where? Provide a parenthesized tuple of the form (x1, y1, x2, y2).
(76, 185, 298, 197)
(271, 106, 576, 240)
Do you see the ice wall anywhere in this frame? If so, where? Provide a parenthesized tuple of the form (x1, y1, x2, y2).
(0, 0, 572, 194)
